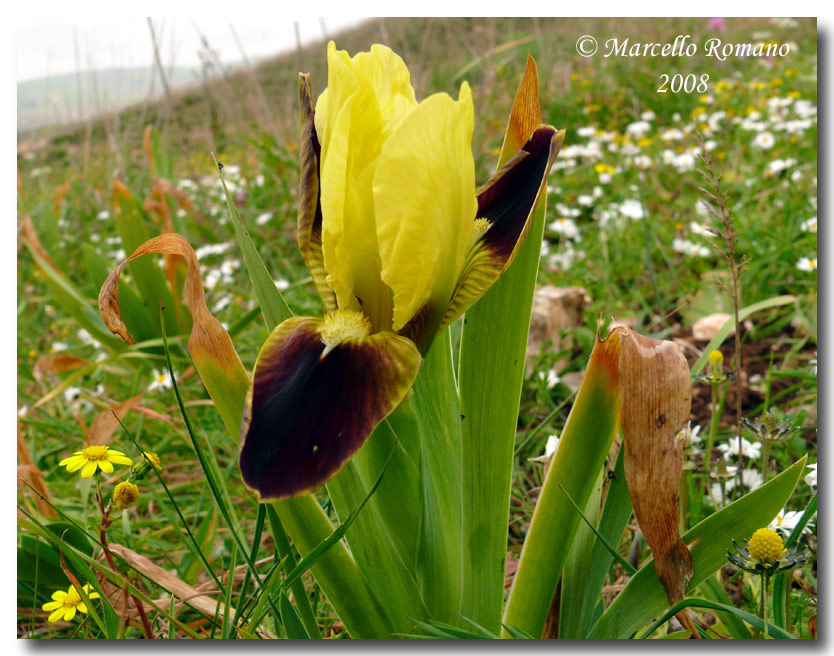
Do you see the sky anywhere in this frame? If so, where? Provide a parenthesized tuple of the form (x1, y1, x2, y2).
(15, 17, 368, 82)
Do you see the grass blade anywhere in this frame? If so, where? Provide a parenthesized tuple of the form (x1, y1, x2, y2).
(213, 153, 292, 329)
(502, 331, 621, 638)
(639, 598, 795, 639)
(690, 295, 796, 377)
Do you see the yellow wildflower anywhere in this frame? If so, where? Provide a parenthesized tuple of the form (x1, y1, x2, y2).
(748, 528, 787, 565)
(41, 584, 100, 623)
(59, 445, 133, 478)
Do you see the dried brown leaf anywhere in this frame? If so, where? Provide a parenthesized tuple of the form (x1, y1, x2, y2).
(616, 327, 696, 636)
(108, 543, 231, 622)
(98, 233, 249, 435)
(498, 53, 542, 167)
(33, 354, 89, 383)
(18, 212, 59, 274)
(18, 465, 58, 519)
(85, 394, 144, 446)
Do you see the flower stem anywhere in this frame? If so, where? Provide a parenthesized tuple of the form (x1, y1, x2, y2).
(96, 479, 153, 638)
(703, 382, 719, 502)
(760, 571, 771, 639)
(761, 439, 772, 482)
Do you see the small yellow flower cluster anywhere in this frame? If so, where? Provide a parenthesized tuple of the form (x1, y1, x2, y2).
(748, 528, 787, 564)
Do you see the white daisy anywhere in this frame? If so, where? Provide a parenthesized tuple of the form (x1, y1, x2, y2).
(147, 370, 174, 392)
(800, 217, 817, 233)
(548, 218, 580, 239)
(805, 462, 817, 489)
(769, 508, 814, 535)
(619, 199, 645, 220)
(796, 256, 817, 272)
(752, 132, 776, 149)
(718, 437, 762, 461)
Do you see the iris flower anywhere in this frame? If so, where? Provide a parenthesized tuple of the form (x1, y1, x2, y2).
(240, 43, 563, 500)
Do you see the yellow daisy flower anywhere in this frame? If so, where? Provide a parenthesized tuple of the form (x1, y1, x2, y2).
(59, 445, 133, 478)
(42, 584, 100, 623)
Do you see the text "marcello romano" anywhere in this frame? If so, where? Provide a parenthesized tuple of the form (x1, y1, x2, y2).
(604, 35, 791, 60)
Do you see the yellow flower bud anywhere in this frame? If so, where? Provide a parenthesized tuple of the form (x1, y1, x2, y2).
(708, 350, 724, 366)
(113, 481, 140, 510)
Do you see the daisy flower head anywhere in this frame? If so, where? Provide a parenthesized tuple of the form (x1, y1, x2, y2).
(59, 445, 133, 478)
(796, 256, 817, 272)
(769, 508, 814, 536)
(548, 217, 580, 239)
(805, 462, 817, 489)
(717, 437, 762, 461)
(752, 131, 775, 149)
(800, 216, 817, 233)
(148, 369, 174, 392)
(42, 584, 100, 623)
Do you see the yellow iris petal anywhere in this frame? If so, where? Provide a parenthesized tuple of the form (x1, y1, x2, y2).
(374, 83, 477, 332)
(317, 42, 419, 331)
(318, 45, 385, 319)
(351, 44, 417, 134)
(80, 460, 98, 479)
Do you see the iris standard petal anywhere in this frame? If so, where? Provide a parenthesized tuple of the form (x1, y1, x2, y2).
(297, 74, 338, 313)
(318, 44, 394, 327)
(374, 83, 478, 334)
(350, 44, 417, 135)
(239, 316, 422, 500)
(440, 125, 564, 329)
